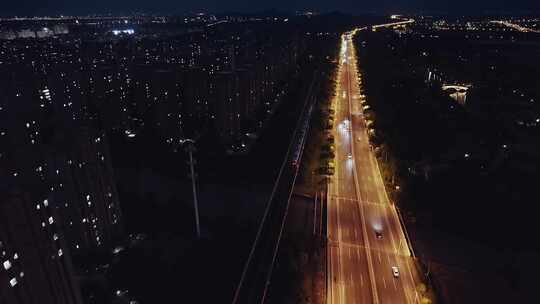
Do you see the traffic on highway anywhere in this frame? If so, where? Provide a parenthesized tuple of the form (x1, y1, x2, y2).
(327, 31, 421, 304)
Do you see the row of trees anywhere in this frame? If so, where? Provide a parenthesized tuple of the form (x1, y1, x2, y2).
(297, 46, 340, 190)
(266, 35, 340, 304)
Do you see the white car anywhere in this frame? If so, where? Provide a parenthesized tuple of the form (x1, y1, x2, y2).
(392, 266, 400, 278)
(347, 154, 352, 159)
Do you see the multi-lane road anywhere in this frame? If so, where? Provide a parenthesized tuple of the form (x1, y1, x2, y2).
(327, 32, 421, 304)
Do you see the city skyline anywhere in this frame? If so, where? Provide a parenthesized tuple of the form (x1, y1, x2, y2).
(3, 0, 540, 16)
(1, 8, 539, 304)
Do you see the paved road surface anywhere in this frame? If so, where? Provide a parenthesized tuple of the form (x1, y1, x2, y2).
(327, 33, 421, 304)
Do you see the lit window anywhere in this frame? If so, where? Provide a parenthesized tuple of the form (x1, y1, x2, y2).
(3, 260, 11, 270)
(9, 278, 17, 287)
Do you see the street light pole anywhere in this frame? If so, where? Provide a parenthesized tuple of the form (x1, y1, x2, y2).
(181, 139, 201, 239)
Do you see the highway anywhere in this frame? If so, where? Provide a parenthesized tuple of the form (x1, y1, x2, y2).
(327, 32, 421, 304)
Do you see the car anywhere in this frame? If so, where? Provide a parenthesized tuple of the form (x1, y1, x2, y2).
(347, 154, 352, 159)
(392, 266, 400, 278)
(375, 230, 383, 239)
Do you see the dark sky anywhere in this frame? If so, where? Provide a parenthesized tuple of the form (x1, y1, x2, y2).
(3, 0, 540, 16)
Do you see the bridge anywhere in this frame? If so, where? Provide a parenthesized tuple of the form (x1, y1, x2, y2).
(442, 85, 470, 105)
(490, 21, 540, 34)
(349, 18, 415, 35)
(442, 85, 470, 91)
(372, 19, 415, 30)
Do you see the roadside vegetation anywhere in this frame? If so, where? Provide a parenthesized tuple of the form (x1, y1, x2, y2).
(296, 46, 338, 194)
(267, 35, 339, 304)
(353, 26, 540, 303)
(354, 32, 438, 303)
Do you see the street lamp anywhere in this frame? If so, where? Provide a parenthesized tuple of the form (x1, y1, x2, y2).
(180, 138, 201, 239)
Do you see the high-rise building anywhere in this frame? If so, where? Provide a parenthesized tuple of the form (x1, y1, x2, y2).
(0, 184, 83, 304)
(0, 61, 124, 257)
(44, 127, 124, 254)
(180, 67, 211, 126)
(212, 71, 241, 139)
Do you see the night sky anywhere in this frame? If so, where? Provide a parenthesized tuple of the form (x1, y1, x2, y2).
(3, 0, 540, 16)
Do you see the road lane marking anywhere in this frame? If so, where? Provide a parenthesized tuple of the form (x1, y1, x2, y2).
(346, 38, 379, 304)
(319, 191, 324, 236)
(329, 34, 425, 304)
(382, 276, 387, 289)
(336, 91, 346, 304)
(351, 38, 419, 304)
(328, 196, 386, 207)
(313, 192, 318, 236)
(329, 247, 335, 304)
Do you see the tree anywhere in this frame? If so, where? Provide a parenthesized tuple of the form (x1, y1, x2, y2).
(420, 297, 432, 304)
(416, 283, 427, 294)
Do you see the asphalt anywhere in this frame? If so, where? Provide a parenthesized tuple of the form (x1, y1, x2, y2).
(327, 33, 421, 304)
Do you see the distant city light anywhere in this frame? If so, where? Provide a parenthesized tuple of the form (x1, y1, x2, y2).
(3, 260, 12, 270)
(112, 29, 135, 36)
(113, 246, 125, 254)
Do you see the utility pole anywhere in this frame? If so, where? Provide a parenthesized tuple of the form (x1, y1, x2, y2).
(181, 138, 201, 238)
